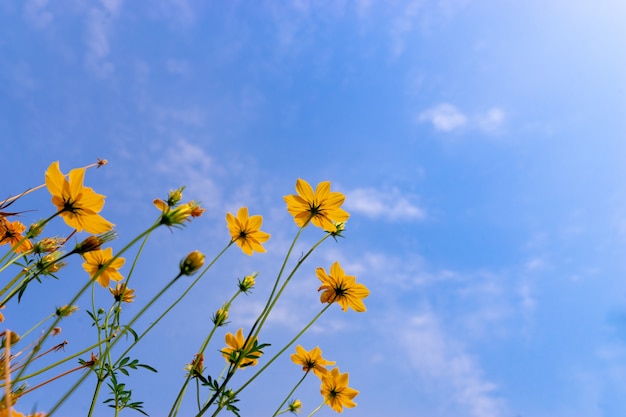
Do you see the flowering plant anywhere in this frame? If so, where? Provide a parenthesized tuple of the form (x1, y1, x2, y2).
(0, 161, 369, 416)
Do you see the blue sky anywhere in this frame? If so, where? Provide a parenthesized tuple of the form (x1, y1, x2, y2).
(2, 1, 626, 416)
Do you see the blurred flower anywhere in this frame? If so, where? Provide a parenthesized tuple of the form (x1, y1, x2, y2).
(320, 368, 359, 413)
(82, 247, 125, 287)
(226, 207, 270, 255)
(0, 219, 33, 253)
(288, 399, 302, 414)
(184, 353, 204, 378)
(33, 237, 65, 254)
(212, 306, 229, 326)
(38, 252, 66, 275)
(71, 231, 117, 255)
(317, 261, 369, 312)
(290, 345, 335, 378)
(157, 200, 203, 227)
(55, 305, 78, 317)
(109, 283, 135, 303)
(45, 161, 114, 233)
(0, 409, 47, 417)
(221, 328, 263, 368)
(284, 179, 349, 232)
(179, 250, 205, 276)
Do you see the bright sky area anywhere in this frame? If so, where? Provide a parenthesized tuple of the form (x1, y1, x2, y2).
(1, 1, 626, 416)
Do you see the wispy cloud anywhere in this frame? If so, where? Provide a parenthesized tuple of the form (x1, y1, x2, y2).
(84, 1, 122, 77)
(344, 187, 425, 221)
(399, 312, 506, 417)
(419, 103, 468, 132)
(23, 0, 53, 28)
(419, 103, 506, 133)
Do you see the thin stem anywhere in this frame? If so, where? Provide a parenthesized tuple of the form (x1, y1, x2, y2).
(271, 372, 308, 417)
(233, 303, 332, 399)
(306, 399, 327, 417)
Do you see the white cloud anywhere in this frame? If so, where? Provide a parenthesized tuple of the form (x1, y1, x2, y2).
(419, 104, 506, 134)
(84, 4, 119, 77)
(344, 187, 425, 221)
(399, 313, 506, 417)
(419, 103, 468, 132)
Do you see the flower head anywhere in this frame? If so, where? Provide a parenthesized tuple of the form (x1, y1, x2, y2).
(288, 399, 302, 414)
(284, 179, 349, 232)
(45, 161, 114, 233)
(155, 198, 203, 227)
(109, 283, 135, 303)
(82, 247, 125, 287)
(226, 207, 270, 255)
(212, 306, 229, 326)
(179, 250, 205, 276)
(221, 328, 264, 368)
(320, 368, 359, 413)
(238, 272, 257, 293)
(0, 219, 33, 253)
(184, 353, 205, 378)
(55, 305, 78, 317)
(290, 345, 336, 378)
(317, 261, 369, 312)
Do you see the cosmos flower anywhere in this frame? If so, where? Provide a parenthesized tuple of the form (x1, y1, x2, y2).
(290, 345, 336, 378)
(82, 247, 125, 287)
(317, 261, 369, 312)
(320, 368, 359, 413)
(226, 207, 270, 255)
(45, 161, 114, 234)
(283, 179, 349, 232)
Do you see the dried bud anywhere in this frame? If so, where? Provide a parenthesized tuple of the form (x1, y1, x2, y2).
(179, 250, 205, 276)
(38, 252, 66, 275)
(34, 237, 65, 254)
(184, 353, 204, 378)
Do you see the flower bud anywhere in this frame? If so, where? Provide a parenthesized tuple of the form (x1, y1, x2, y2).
(56, 305, 79, 317)
(212, 306, 229, 327)
(27, 220, 45, 238)
(238, 272, 257, 293)
(71, 231, 117, 255)
(179, 250, 205, 276)
(168, 187, 185, 206)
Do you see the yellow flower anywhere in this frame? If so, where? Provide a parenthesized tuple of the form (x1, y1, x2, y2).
(45, 161, 114, 234)
(82, 247, 125, 287)
(320, 368, 359, 413)
(0, 218, 33, 253)
(0, 409, 46, 417)
(221, 328, 263, 368)
(109, 283, 135, 303)
(225, 207, 270, 255)
(290, 345, 336, 378)
(179, 250, 205, 276)
(238, 272, 257, 293)
(283, 179, 349, 232)
(317, 261, 369, 312)
(288, 399, 302, 414)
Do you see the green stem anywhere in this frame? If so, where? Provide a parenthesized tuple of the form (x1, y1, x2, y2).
(271, 372, 308, 417)
(233, 303, 332, 399)
(307, 399, 327, 417)
(169, 288, 240, 417)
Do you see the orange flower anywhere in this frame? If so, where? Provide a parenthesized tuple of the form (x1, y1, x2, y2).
(0, 218, 33, 253)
